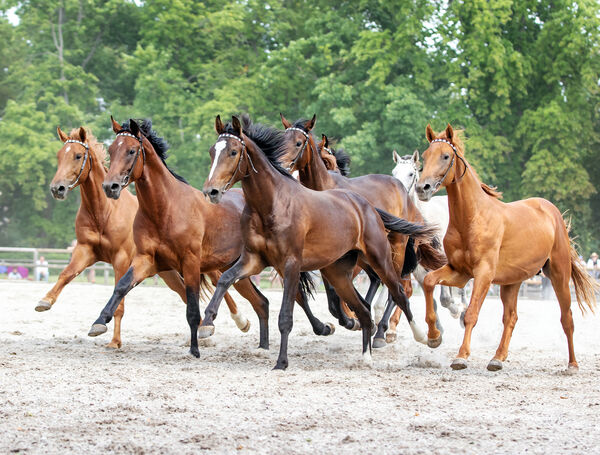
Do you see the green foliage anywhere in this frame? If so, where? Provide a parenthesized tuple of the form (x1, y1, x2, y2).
(0, 0, 598, 253)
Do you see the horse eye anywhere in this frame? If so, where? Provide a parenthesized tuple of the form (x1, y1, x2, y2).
(296, 141, 302, 147)
(443, 154, 450, 160)
(409, 173, 413, 177)
(129, 149, 136, 155)
(75, 154, 82, 160)
(231, 150, 237, 156)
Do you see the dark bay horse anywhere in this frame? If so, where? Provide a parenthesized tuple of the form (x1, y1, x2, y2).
(84, 117, 273, 356)
(417, 123, 597, 372)
(278, 115, 446, 347)
(201, 115, 436, 369)
(40, 126, 194, 348)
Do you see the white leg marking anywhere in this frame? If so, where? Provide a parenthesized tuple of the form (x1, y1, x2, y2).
(410, 320, 427, 344)
(231, 311, 249, 330)
(208, 141, 226, 179)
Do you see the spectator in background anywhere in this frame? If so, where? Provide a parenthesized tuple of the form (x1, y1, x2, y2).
(35, 256, 49, 281)
(587, 252, 600, 279)
(8, 268, 22, 280)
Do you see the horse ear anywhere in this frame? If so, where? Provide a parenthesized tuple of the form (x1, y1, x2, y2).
(110, 115, 121, 134)
(322, 134, 329, 148)
(78, 127, 87, 143)
(129, 119, 140, 137)
(426, 124, 435, 143)
(392, 150, 400, 163)
(280, 113, 291, 129)
(231, 116, 242, 137)
(215, 115, 225, 134)
(412, 150, 419, 163)
(57, 126, 69, 142)
(445, 123, 454, 142)
(305, 114, 316, 131)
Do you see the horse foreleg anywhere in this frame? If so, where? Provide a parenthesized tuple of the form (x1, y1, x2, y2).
(452, 267, 493, 370)
(205, 270, 251, 334)
(88, 255, 156, 338)
(487, 283, 520, 371)
(199, 252, 265, 339)
(423, 265, 470, 348)
(273, 260, 301, 370)
(36, 244, 95, 311)
(106, 251, 133, 349)
(232, 278, 270, 349)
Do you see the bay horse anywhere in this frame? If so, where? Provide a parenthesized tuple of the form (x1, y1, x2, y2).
(40, 126, 197, 349)
(201, 115, 436, 369)
(392, 150, 467, 319)
(417, 123, 597, 372)
(87, 117, 332, 357)
(278, 115, 447, 347)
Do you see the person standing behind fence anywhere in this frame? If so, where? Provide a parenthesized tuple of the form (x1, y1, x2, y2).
(35, 256, 49, 281)
(587, 252, 600, 279)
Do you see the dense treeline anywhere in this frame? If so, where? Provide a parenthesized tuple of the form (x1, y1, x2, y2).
(0, 0, 598, 253)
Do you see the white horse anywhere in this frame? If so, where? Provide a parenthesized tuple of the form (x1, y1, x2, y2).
(391, 150, 468, 321)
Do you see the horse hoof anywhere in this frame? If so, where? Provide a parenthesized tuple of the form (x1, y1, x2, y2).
(239, 319, 251, 333)
(88, 324, 107, 337)
(487, 359, 503, 371)
(273, 362, 288, 370)
(372, 337, 387, 349)
(350, 319, 361, 331)
(451, 358, 468, 370)
(362, 351, 373, 367)
(385, 331, 397, 344)
(325, 322, 336, 336)
(190, 346, 200, 358)
(566, 363, 579, 375)
(35, 300, 52, 312)
(427, 334, 442, 349)
(106, 340, 122, 349)
(197, 325, 215, 339)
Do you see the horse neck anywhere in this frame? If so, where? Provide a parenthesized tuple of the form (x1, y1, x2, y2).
(298, 139, 336, 190)
(79, 152, 109, 215)
(445, 158, 490, 226)
(241, 142, 287, 216)
(134, 145, 182, 216)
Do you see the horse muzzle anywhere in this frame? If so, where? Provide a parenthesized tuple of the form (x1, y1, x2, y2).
(102, 180, 123, 199)
(49, 183, 68, 200)
(415, 180, 437, 202)
(202, 187, 223, 204)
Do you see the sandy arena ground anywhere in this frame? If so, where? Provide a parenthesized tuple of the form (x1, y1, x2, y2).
(1, 280, 599, 454)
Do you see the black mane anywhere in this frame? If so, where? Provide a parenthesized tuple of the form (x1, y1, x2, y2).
(222, 115, 295, 180)
(330, 146, 351, 176)
(119, 119, 188, 184)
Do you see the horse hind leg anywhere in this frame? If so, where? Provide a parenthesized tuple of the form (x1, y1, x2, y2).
(206, 271, 251, 333)
(546, 257, 579, 372)
(487, 283, 520, 371)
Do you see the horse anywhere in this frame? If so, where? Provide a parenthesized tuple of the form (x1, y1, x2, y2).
(277, 115, 447, 348)
(40, 126, 198, 349)
(201, 115, 436, 369)
(417, 123, 597, 372)
(391, 149, 467, 320)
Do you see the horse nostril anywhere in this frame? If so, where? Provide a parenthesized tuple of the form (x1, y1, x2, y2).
(423, 183, 431, 191)
(110, 183, 119, 191)
(57, 185, 65, 193)
(209, 189, 219, 197)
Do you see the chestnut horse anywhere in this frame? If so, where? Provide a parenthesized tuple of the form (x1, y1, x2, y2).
(417, 123, 597, 372)
(201, 116, 436, 369)
(87, 118, 332, 357)
(42, 126, 251, 348)
(278, 115, 446, 347)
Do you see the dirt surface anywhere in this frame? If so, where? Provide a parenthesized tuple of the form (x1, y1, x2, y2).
(1, 280, 599, 454)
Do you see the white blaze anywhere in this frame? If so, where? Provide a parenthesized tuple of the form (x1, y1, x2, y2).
(208, 141, 226, 180)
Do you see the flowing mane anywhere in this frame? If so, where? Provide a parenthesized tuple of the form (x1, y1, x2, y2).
(437, 128, 502, 199)
(118, 119, 188, 184)
(331, 147, 351, 177)
(69, 128, 108, 170)
(222, 115, 295, 180)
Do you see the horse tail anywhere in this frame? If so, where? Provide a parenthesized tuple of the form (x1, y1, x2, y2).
(401, 237, 418, 277)
(375, 208, 437, 242)
(416, 239, 448, 271)
(299, 271, 316, 301)
(568, 239, 597, 315)
(198, 273, 214, 303)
